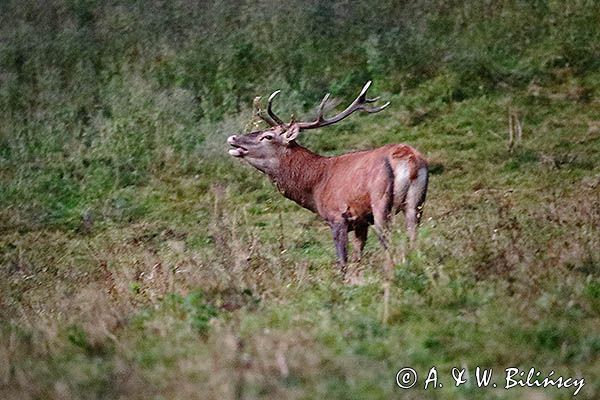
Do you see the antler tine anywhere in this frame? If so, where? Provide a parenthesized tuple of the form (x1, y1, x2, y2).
(364, 101, 391, 113)
(357, 80, 371, 98)
(316, 93, 331, 121)
(252, 96, 278, 127)
(297, 80, 390, 130)
(252, 96, 261, 110)
(267, 90, 285, 126)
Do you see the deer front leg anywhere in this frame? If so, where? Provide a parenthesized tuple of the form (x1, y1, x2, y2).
(331, 221, 349, 275)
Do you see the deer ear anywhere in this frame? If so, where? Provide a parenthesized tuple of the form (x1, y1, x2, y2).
(282, 123, 300, 143)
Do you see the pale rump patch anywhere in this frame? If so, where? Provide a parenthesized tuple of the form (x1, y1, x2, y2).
(391, 144, 420, 180)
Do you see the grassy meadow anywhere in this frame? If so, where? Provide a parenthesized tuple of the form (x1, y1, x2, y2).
(1, 1, 599, 399)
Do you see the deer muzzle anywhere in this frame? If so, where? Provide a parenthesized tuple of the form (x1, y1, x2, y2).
(227, 135, 248, 157)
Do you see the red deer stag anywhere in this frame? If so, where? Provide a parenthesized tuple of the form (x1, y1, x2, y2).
(227, 81, 428, 276)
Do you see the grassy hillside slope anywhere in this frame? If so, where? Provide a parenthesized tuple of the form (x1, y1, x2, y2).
(1, 1, 599, 399)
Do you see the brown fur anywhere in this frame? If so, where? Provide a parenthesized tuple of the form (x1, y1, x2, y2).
(268, 144, 427, 225)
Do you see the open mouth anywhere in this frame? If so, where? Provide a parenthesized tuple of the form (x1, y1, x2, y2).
(227, 136, 249, 157)
(228, 144, 248, 157)
(228, 141, 248, 157)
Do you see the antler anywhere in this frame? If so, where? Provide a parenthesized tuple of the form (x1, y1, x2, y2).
(256, 81, 389, 130)
(297, 81, 390, 130)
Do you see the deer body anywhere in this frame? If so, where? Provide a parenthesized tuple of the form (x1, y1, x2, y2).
(227, 82, 428, 275)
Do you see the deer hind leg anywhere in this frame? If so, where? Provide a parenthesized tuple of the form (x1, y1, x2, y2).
(404, 167, 428, 249)
(372, 177, 395, 278)
(372, 210, 390, 252)
(351, 223, 368, 262)
(371, 159, 395, 249)
(372, 203, 396, 285)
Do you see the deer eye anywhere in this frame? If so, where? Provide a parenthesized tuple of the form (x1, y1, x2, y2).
(261, 134, 274, 141)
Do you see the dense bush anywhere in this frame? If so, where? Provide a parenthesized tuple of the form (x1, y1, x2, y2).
(1, 0, 598, 121)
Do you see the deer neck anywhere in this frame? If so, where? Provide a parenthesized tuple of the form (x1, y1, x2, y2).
(270, 144, 327, 212)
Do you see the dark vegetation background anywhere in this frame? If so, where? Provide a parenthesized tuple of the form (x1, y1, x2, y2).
(1, 1, 599, 399)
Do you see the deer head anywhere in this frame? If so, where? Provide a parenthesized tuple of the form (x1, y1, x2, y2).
(227, 81, 390, 174)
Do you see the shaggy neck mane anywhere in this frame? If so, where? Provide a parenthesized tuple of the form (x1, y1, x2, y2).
(269, 143, 327, 212)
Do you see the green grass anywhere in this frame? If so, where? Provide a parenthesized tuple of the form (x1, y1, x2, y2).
(1, 1, 600, 399)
